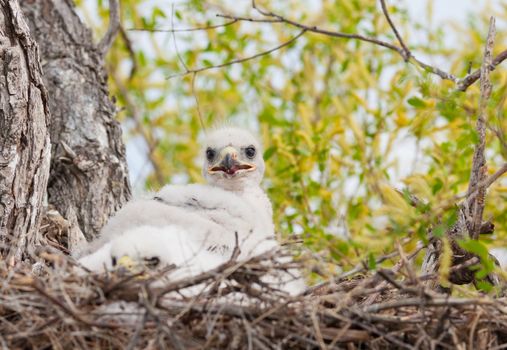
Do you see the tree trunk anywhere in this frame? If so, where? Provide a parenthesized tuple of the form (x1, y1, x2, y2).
(21, 0, 131, 250)
(0, 0, 51, 264)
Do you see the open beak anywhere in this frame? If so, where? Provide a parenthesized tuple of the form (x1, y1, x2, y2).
(208, 146, 256, 176)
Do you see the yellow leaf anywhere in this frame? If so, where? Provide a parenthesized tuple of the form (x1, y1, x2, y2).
(379, 184, 411, 212)
(403, 175, 433, 201)
(439, 238, 452, 288)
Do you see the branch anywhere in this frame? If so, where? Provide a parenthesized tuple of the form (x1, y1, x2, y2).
(363, 296, 494, 313)
(98, 0, 120, 56)
(167, 29, 306, 79)
(218, 13, 404, 56)
(119, 27, 138, 79)
(458, 49, 507, 91)
(465, 162, 507, 205)
(108, 67, 165, 185)
(32, 280, 119, 329)
(128, 19, 240, 32)
(466, 17, 495, 239)
(379, 0, 410, 60)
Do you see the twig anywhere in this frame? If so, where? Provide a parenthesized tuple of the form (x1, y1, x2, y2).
(411, 56, 458, 82)
(468, 309, 482, 350)
(463, 162, 507, 204)
(119, 27, 138, 79)
(458, 49, 507, 91)
(419, 256, 480, 282)
(108, 67, 165, 185)
(191, 73, 206, 132)
(379, 0, 410, 60)
(363, 296, 494, 313)
(128, 19, 240, 32)
(171, 4, 189, 73)
(230, 231, 241, 262)
(98, 0, 121, 56)
(218, 13, 403, 55)
(31, 281, 119, 329)
(167, 29, 306, 79)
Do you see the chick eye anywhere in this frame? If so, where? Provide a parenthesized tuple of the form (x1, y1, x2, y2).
(206, 148, 216, 161)
(112, 256, 117, 266)
(144, 256, 160, 268)
(245, 146, 256, 159)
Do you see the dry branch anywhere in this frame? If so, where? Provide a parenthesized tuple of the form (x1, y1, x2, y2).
(467, 17, 495, 240)
(98, 0, 120, 55)
(167, 29, 306, 79)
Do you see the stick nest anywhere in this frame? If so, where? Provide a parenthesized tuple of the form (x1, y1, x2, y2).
(1, 247, 506, 350)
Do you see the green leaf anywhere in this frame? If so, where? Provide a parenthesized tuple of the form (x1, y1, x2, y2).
(432, 178, 443, 194)
(433, 225, 445, 238)
(407, 96, 426, 108)
(367, 252, 376, 270)
(475, 280, 493, 292)
(263, 146, 276, 160)
(152, 7, 166, 20)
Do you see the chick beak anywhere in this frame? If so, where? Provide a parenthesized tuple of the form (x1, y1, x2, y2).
(117, 255, 144, 276)
(208, 146, 255, 175)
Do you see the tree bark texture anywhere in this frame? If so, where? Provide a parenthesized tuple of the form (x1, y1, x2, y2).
(21, 0, 131, 247)
(0, 0, 51, 264)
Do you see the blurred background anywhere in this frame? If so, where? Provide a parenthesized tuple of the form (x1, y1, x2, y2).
(74, 0, 507, 280)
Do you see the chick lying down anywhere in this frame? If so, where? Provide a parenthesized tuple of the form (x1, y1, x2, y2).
(77, 224, 304, 298)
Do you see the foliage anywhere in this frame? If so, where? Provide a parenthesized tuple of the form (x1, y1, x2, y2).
(76, 0, 507, 281)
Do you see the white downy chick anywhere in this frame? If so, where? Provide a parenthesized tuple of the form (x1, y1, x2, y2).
(76, 127, 304, 295)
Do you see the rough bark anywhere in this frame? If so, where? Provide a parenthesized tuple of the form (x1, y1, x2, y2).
(21, 0, 131, 248)
(0, 0, 51, 264)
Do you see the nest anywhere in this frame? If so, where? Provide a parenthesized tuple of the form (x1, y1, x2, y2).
(1, 246, 507, 350)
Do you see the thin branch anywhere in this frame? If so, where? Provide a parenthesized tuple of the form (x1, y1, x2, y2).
(32, 281, 119, 329)
(363, 296, 494, 313)
(167, 29, 306, 79)
(191, 73, 206, 132)
(379, 0, 410, 60)
(128, 19, 240, 32)
(218, 13, 403, 55)
(411, 56, 457, 82)
(109, 67, 165, 185)
(171, 4, 189, 73)
(465, 162, 507, 205)
(458, 49, 507, 91)
(467, 17, 496, 239)
(98, 0, 121, 56)
(119, 26, 138, 80)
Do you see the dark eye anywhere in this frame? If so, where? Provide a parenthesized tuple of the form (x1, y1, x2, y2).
(206, 148, 215, 161)
(245, 146, 256, 159)
(111, 256, 117, 266)
(144, 256, 160, 268)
